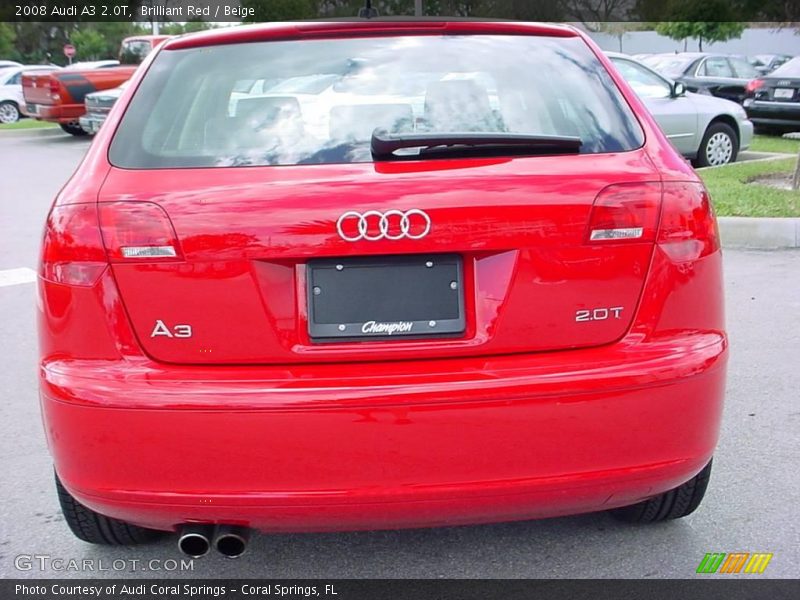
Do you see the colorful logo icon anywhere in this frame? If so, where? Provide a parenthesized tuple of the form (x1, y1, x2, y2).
(697, 553, 773, 574)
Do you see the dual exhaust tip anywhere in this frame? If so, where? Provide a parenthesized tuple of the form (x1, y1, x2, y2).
(178, 524, 249, 559)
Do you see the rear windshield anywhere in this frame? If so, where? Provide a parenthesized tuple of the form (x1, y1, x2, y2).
(109, 34, 644, 169)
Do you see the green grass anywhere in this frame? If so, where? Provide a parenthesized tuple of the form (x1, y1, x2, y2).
(0, 119, 58, 130)
(749, 134, 800, 154)
(700, 157, 799, 217)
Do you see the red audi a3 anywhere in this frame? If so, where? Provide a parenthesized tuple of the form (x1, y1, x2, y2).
(38, 20, 726, 558)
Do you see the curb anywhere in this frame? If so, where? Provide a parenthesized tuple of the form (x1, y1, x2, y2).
(695, 152, 795, 170)
(719, 217, 800, 249)
(0, 127, 63, 138)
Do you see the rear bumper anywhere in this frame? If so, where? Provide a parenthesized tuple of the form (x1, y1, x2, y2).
(41, 331, 727, 533)
(24, 102, 83, 123)
(744, 100, 800, 128)
(78, 114, 105, 135)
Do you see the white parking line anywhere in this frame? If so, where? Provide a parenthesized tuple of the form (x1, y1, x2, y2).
(0, 268, 37, 287)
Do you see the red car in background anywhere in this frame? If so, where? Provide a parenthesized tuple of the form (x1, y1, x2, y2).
(38, 21, 726, 559)
(22, 35, 168, 135)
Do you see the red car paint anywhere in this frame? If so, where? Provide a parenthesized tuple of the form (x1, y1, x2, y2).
(38, 21, 726, 533)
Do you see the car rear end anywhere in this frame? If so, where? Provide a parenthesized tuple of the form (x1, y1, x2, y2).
(38, 22, 726, 535)
(23, 66, 135, 124)
(20, 69, 58, 118)
(744, 57, 800, 131)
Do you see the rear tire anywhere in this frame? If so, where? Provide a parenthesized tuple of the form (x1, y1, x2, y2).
(55, 472, 162, 545)
(696, 123, 738, 167)
(610, 460, 712, 523)
(0, 100, 20, 123)
(59, 122, 88, 136)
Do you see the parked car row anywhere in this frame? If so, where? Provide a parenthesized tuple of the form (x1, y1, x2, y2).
(608, 52, 752, 166)
(640, 52, 800, 134)
(641, 53, 761, 104)
(635, 52, 794, 76)
(16, 35, 168, 135)
(0, 60, 124, 125)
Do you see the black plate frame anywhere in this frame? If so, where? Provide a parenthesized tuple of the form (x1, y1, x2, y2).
(307, 254, 465, 342)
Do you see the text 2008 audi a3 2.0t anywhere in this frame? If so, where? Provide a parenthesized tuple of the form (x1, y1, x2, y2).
(37, 21, 726, 558)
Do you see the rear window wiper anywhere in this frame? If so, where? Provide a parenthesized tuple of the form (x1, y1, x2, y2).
(371, 131, 582, 161)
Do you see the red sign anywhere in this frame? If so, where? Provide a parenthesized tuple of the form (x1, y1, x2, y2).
(63, 44, 75, 58)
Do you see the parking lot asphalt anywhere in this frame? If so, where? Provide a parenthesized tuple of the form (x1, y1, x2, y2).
(1, 131, 798, 579)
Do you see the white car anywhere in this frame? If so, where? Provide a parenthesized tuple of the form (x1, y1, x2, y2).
(608, 53, 753, 166)
(0, 65, 59, 123)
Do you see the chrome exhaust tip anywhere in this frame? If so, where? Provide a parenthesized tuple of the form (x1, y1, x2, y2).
(213, 525, 250, 559)
(177, 524, 213, 558)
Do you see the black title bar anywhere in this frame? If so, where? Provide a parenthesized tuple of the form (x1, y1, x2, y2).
(3, 579, 800, 600)
(1, 0, 799, 23)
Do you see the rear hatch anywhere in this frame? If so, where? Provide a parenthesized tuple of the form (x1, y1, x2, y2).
(757, 75, 800, 103)
(99, 27, 662, 365)
(100, 155, 660, 364)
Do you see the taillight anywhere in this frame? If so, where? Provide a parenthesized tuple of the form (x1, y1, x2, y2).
(40, 204, 107, 286)
(98, 202, 183, 261)
(48, 78, 60, 100)
(586, 182, 662, 243)
(657, 182, 720, 262)
(745, 79, 764, 94)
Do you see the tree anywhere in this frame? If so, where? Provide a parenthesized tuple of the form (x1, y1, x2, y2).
(0, 23, 15, 59)
(70, 29, 107, 61)
(596, 22, 649, 52)
(655, 21, 746, 51)
(7, 22, 143, 65)
(9, 23, 73, 65)
(649, 0, 747, 51)
(562, 0, 635, 30)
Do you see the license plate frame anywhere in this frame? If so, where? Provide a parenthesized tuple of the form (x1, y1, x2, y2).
(307, 254, 465, 342)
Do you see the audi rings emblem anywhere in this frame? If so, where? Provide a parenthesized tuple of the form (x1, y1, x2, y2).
(336, 209, 432, 242)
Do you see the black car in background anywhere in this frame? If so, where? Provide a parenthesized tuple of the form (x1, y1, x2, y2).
(642, 53, 760, 104)
(744, 57, 800, 132)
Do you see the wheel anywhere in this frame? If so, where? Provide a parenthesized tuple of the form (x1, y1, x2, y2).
(0, 100, 20, 124)
(696, 123, 738, 167)
(611, 460, 712, 523)
(59, 121, 88, 136)
(55, 472, 162, 545)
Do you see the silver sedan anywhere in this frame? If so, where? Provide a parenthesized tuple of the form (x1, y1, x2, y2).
(608, 52, 753, 167)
